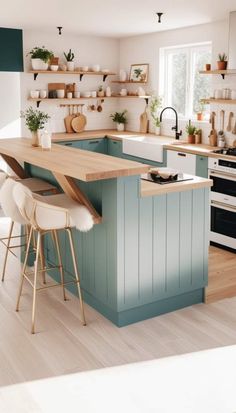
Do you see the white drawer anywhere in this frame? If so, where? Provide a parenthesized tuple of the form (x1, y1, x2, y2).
(167, 150, 196, 175)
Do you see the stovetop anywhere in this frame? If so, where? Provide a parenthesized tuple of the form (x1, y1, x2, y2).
(212, 148, 236, 156)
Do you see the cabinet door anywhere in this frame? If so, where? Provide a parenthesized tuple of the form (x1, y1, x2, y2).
(108, 139, 123, 157)
(82, 138, 107, 154)
(167, 150, 196, 174)
(196, 155, 208, 178)
(57, 140, 83, 149)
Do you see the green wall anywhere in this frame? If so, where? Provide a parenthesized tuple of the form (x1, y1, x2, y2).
(0, 28, 23, 72)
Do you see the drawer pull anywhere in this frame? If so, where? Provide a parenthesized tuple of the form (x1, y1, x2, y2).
(177, 152, 186, 157)
(89, 140, 99, 144)
(65, 142, 72, 146)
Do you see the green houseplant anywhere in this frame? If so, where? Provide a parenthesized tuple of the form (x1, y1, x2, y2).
(64, 49, 75, 71)
(150, 95, 162, 135)
(21, 107, 50, 147)
(110, 110, 127, 131)
(28, 46, 54, 70)
(217, 53, 228, 70)
(186, 120, 196, 144)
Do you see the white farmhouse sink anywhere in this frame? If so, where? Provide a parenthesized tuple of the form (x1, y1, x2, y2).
(122, 136, 173, 163)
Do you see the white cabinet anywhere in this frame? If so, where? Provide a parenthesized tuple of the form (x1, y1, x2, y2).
(167, 150, 196, 175)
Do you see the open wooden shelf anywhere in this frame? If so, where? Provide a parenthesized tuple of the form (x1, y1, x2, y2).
(28, 70, 116, 81)
(199, 69, 236, 79)
(28, 95, 151, 107)
(111, 80, 147, 84)
(201, 98, 236, 104)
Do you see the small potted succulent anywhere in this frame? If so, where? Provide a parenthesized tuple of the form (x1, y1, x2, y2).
(97, 85, 105, 97)
(64, 49, 75, 71)
(21, 107, 50, 147)
(195, 128, 202, 144)
(110, 110, 127, 131)
(196, 101, 204, 121)
(28, 46, 54, 70)
(186, 120, 196, 144)
(150, 95, 162, 135)
(217, 53, 228, 70)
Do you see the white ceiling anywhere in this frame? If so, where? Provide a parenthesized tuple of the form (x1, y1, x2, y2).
(0, 0, 236, 38)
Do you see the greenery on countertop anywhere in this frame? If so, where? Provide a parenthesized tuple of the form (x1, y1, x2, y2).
(21, 107, 50, 132)
(110, 110, 127, 124)
(218, 53, 227, 62)
(27, 46, 54, 62)
(149, 95, 162, 127)
(64, 49, 75, 62)
(186, 120, 196, 135)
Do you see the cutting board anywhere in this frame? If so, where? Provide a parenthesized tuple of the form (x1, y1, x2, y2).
(64, 105, 76, 133)
(139, 109, 149, 133)
(71, 107, 87, 133)
(48, 83, 66, 92)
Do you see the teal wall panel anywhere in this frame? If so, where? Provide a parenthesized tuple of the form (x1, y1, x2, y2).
(153, 195, 167, 298)
(179, 191, 192, 289)
(0, 28, 23, 72)
(196, 155, 208, 178)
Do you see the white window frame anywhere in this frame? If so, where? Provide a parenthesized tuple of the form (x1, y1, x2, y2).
(159, 42, 212, 119)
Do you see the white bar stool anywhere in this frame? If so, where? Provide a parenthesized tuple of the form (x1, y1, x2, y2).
(13, 181, 94, 334)
(0, 173, 58, 282)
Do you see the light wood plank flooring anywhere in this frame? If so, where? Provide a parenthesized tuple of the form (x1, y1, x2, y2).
(0, 217, 236, 388)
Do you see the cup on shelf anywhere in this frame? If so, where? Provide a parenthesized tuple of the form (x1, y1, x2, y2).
(231, 90, 236, 100)
(82, 66, 89, 72)
(120, 88, 127, 96)
(57, 89, 65, 98)
(30, 90, 39, 99)
(91, 91, 97, 98)
(74, 91, 81, 98)
(50, 65, 59, 71)
(39, 90, 47, 99)
(92, 64, 100, 72)
(67, 92, 73, 99)
(214, 89, 222, 99)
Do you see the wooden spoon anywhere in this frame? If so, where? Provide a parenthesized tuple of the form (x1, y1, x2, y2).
(226, 112, 234, 131)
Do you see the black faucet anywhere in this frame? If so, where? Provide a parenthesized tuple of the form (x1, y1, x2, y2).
(160, 106, 182, 140)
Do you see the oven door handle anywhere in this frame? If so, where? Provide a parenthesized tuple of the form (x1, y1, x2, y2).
(211, 200, 236, 212)
(208, 169, 236, 181)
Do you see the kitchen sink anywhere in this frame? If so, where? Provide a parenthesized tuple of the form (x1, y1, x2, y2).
(122, 135, 174, 163)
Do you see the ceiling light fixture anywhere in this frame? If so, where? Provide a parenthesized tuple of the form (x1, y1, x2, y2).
(57, 26, 63, 35)
(156, 12, 163, 23)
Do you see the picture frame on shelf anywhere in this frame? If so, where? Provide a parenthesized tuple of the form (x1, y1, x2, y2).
(129, 63, 149, 82)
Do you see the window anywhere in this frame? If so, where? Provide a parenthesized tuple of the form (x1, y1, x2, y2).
(160, 43, 212, 118)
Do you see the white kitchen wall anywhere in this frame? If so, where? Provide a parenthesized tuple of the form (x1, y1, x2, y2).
(119, 19, 236, 145)
(21, 29, 120, 136)
(0, 72, 21, 138)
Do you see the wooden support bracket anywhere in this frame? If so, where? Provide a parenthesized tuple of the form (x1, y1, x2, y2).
(0, 154, 29, 179)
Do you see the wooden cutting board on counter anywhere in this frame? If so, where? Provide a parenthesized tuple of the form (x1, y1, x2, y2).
(139, 107, 149, 133)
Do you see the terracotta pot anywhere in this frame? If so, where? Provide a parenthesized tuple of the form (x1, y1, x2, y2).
(31, 130, 40, 147)
(205, 64, 211, 71)
(217, 61, 227, 70)
(197, 113, 203, 121)
(187, 135, 195, 144)
(195, 133, 201, 144)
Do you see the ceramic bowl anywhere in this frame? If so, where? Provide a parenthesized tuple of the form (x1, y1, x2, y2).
(82, 66, 89, 72)
(50, 65, 59, 71)
(82, 92, 91, 98)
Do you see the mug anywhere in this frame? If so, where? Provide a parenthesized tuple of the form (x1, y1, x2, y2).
(74, 91, 81, 98)
(39, 90, 47, 99)
(57, 89, 65, 98)
(120, 88, 127, 96)
(214, 89, 222, 99)
(91, 91, 97, 97)
(231, 90, 236, 100)
(67, 92, 73, 99)
(30, 90, 39, 99)
(92, 64, 100, 72)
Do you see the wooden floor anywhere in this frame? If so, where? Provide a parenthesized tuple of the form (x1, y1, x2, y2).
(0, 217, 236, 389)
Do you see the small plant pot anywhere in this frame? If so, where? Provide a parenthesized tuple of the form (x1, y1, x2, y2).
(205, 64, 211, 71)
(98, 90, 105, 97)
(155, 126, 161, 135)
(197, 113, 203, 121)
(67, 61, 75, 71)
(31, 58, 49, 71)
(31, 131, 40, 147)
(195, 133, 201, 144)
(217, 61, 227, 70)
(187, 134, 195, 144)
(117, 123, 125, 131)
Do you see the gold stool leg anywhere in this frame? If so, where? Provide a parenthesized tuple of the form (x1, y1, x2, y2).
(39, 233, 46, 285)
(16, 226, 33, 312)
(66, 228, 86, 326)
(31, 231, 41, 334)
(1, 220, 14, 282)
(52, 230, 67, 301)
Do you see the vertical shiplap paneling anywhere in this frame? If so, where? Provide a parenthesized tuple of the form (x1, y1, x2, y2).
(94, 222, 108, 303)
(153, 195, 167, 298)
(123, 176, 139, 307)
(116, 178, 125, 310)
(139, 196, 153, 303)
(203, 188, 210, 282)
(179, 191, 192, 289)
(166, 192, 180, 294)
(192, 188, 205, 287)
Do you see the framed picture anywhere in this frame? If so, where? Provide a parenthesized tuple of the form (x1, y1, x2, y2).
(129, 63, 149, 83)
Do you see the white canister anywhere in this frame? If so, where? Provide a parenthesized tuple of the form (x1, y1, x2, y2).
(222, 88, 230, 99)
(92, 64, 100, 72)
(120, 88, 127, 96)
(214, 89, 222, 99)
(57, 89, 65, 98)
(67, 92, 73, 99)
(30, 90, 39, 99)
(39, 90, 47, 99)
(91, 91, 97, 98)
(231, 90, 236, 100)
(74, 91, 81, 98)
(106, 86, 111, 97)
(41, 131, 52, 150)
(119, 69, 127, 82)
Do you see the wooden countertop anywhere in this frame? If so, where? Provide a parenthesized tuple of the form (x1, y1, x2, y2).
(52, 130, 146, 142)
(0, 137, 149, 182)
(164, 142, 236, 161)
(141, 175, 213, 197)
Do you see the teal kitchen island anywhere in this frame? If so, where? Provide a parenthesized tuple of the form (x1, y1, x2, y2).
(0, 134, 212, 326)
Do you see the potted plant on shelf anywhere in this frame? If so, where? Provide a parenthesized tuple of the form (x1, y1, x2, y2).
(28, 46, 54, 71)
(110, 110, 127, 131)
(217, 53, 228, 70)
(21, 107, 50, 147)
(196, 101, 205, 121)
(149, 95, 162, 135)
(64, 49, 75, 71)
(97, 85, 105, 97)
(186, 120, 196, 144)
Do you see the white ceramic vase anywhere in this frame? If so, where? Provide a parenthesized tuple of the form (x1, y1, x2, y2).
(106, 86, 111, 97)
(155, 126, 161, 135)
(119, 69, 127, 82)
(117, 123, 125, 131)
(31, 59, 48, 71)
(67, 61, 75, 71)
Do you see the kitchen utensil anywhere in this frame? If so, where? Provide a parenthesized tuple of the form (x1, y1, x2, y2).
(64, 105, 76, 133)
(97, 100, 103, 112)
(209, 111, 217, 146)
(220, 109, 225, 131)
(139, 104, 149, 133)
(226, 112, 234, 131)
(71, 106, 87, 133)
(232, 120, 236, 134)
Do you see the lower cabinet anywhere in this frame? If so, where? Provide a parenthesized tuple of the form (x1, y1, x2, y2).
(107, 139, 123, 158)
(82, 138, 107, 154)
(196, 155, 208, 178)
(167, 150, 208, 177)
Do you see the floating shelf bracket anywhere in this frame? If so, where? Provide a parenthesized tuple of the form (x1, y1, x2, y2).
(103, 74, 108, 82)
(221, 74, 225, 80)
(35, 100, 41, 108)
(144, 97, 149, 105)
(79, 74, 84, 81)
(33, 73, 39, 81)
